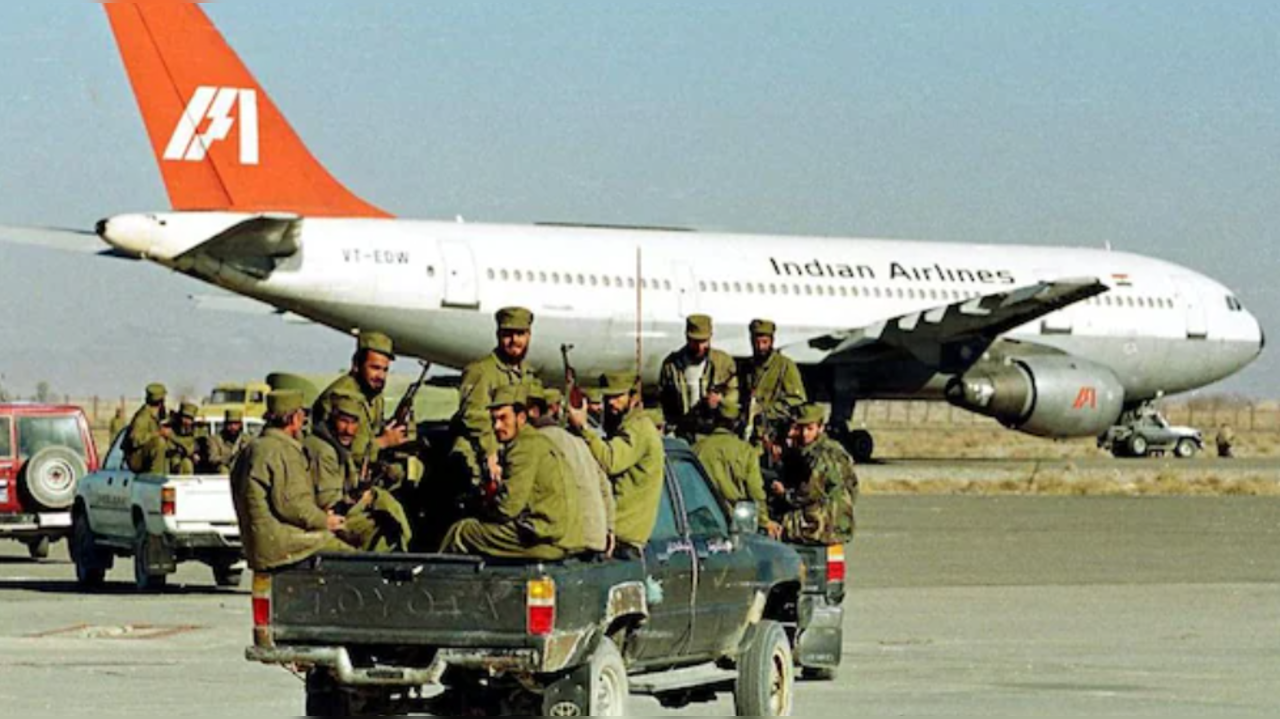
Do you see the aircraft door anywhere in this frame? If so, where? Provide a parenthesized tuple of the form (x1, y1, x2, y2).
(1174, 278, 1209, 339)
(1036, 269, 1074, 335)
(439, 240, 480, 310)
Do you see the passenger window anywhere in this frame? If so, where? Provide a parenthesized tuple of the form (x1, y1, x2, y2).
(650, 484, 681, 542)
(0, 417, 11, 459)
(672, 458, 729, 538)
(104, 431, 125, 471)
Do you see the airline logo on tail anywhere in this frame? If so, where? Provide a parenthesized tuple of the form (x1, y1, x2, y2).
(164, 87, 260, 166)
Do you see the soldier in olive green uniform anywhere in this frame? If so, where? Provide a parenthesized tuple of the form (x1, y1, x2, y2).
(166, 402, 203, 475)
(451, 308, 543, 491)
(108, 407, 128, 442)
(693, 400, 778, 536)
(231, 391, 354, 572)
(304, 393, 413, 553)
(203, 409, 252, 474)
(569, 372, 665, 555)
(123, 383, 171, 475)
(659, 315, 739, 441)
(771, 405, 858, 547)
(742, 319, 807, 438)
(1216, 424, 1237, 459)
(441, 385, 583, 561)
(312, 331, 407, 469)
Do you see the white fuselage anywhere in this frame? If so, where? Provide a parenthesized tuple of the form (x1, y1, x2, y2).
(102, 213, 1265, 403)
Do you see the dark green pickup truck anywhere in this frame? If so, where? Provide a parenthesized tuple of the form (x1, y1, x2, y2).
(246, 440, 839, 716)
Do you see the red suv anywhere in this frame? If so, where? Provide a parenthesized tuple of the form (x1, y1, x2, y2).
(0, 404, 100, 559)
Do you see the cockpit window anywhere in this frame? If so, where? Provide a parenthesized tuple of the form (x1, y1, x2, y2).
(1227, 296, 1244, 313)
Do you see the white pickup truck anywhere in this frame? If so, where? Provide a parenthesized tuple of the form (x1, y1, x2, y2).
(71, 430, 244, 592)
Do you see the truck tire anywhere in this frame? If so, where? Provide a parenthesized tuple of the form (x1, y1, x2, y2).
(71, 510, 109, 589)
(586, 636, 629, 716)
(20, 447, 85, 511)
(133, 522, 168, 593)
(1175, 438, 1199, 459)
(1128, 435, 1149, 458)
(734, 620, 795, 716)
(26, 536, 51, 561)
(213, 559, 245, 589)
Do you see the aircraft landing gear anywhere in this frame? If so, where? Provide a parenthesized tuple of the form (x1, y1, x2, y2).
(832, 427, 876, 464)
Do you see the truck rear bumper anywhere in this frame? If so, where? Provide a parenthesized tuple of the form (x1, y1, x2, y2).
(0, 512, 71, 539)
(168, 531, 240, 552)
(246, 646, 448, 687)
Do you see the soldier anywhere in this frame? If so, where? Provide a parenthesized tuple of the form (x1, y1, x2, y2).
(203, 409, 252, 474)
(312, 331, 407, 468)
(568, 371, 665, 557)
(770, 405, 858, 547)
(123, 383, 171, 474)
(659, 314, 739, 441)
(305, 393, 412, 553)
(452, 307, 542, 490)
(743, 319, 807, 438)
(108, 407, 127, 442)
(532, 388, 616, 556)
(543, 388, 565, 425)
(441, 385, 583, 561)
(166, 402, 204, 475)
(231, 390, 354, 572)
(584, 386, 606, 435)
(693, 400, 780, 539)
(1216, 424, 1237, 459)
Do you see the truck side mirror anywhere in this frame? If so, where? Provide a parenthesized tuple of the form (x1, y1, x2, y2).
(731, 502, 759, 536)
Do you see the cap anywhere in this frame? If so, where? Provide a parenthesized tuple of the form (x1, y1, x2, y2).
(544, 388, 563, 406)
(267, 390, 305, 418)
(496, 307, 535, 332)
(358, 331, 396, 360)
(525, 383, 547, 404)
(686, 314, 714, 341)
(718, 399, 741, 423)
(145, 383, 167, 404)
(583, 386, 604, 404)
(178, 402, 200, 419)
(749, 319, 777, 337)
(225, 408, 244, 422)
(600, 371, 638, 397)
(330, 393, 364, 420)
(488, 384, 530, 410)
(794, 404, 827, 426)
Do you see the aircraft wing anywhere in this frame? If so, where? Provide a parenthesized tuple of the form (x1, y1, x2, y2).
(783, 278, 1109, 373)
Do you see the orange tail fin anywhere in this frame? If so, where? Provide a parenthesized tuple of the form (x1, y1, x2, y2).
(104, 3, 391, 218)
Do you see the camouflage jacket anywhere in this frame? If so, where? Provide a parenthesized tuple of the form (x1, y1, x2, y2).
(776, 436, 858, 546)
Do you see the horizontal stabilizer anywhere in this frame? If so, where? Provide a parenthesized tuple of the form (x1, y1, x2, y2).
(784, 278, 1109, 372)
(0, 225, 109, 255)
(177, 214, 304, 278)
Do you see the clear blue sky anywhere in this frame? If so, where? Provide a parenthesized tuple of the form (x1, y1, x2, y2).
(0, 1, 1275, 398)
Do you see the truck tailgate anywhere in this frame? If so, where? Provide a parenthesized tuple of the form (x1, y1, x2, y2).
(166, 475, 237, 524)
(271, 555, 533, 648)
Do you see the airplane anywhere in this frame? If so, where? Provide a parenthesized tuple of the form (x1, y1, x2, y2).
(9, 4, 1268, 461)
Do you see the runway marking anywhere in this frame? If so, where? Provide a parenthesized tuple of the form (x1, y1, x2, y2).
(28, 624, 203, 641)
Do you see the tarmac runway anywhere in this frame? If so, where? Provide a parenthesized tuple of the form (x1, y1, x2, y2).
(2, 495, 1278, 716)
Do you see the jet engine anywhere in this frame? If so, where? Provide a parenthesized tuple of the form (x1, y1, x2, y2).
(946, 356, 1126, 438)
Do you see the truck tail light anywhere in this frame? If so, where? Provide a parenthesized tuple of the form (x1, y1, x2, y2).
(161, 487, 177, 517)
(252, 573, 274, 648)
(527, 577, 557, 637)
(827, 545, 847, 585)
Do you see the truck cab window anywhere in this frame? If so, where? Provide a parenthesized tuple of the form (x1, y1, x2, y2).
(650, 485, 680, 542)
(0, 417, 11, 458)
(671, 457, 729, 538)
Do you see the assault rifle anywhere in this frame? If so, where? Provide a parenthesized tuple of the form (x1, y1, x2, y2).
(561, 344, 585, 410)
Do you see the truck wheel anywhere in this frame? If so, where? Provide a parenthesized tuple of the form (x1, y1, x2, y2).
(586, 637, 629, 716)
(1175, 439, 1199, 459)
(734, 620, 795, 716)
(213, 560, 245, 589)
(133, 522, 168, 593)
(26, 536, 51, 561)
(20, 447, 85, 512)
(1128, 435, 1149, 458)
(71, 511, 109, 589)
